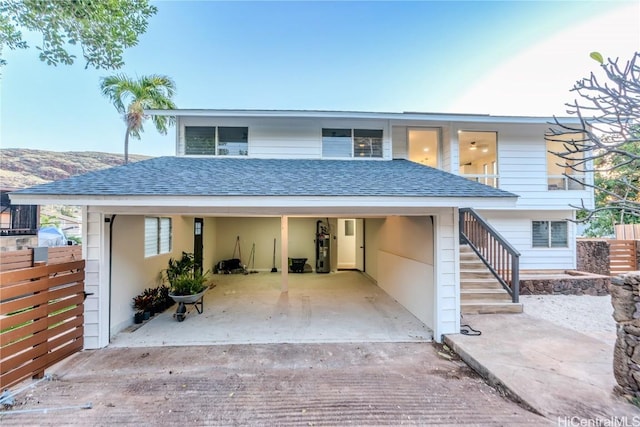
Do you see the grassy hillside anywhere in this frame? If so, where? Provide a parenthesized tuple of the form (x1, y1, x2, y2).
(1, 148, 150, 189)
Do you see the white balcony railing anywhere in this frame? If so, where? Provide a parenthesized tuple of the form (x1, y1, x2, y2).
(462, 174, 500, 188)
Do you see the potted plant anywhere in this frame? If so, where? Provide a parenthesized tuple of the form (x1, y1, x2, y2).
(158, 284, 173, 310)
(132, 292, 151, 322)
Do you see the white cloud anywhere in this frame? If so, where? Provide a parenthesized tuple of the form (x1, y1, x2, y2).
(448, 3, 639, 117)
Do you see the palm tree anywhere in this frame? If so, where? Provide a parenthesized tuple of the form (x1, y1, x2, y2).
(100, 74, 177, 164)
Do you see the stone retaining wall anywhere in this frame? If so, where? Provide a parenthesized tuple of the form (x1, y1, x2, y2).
(577, 239, 610, 275)
(519, 273, 610, 296)
(610, 272, 640, 400)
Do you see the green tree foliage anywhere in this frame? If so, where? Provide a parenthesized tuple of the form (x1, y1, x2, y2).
(100, 74, 176, 163)
(0, 0, 157, 69)
(546, 52, 640, 236)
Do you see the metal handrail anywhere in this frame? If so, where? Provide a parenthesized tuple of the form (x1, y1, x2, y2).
(459, 208, 520, 303)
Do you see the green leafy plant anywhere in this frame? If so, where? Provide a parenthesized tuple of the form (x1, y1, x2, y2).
(164, 252, 195, 286)
(170, 271, 209, 296)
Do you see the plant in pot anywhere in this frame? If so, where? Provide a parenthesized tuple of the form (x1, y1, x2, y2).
(142, 287, 158, 317)
(158, 284, 172, 310)
(132, 293, 150, 323)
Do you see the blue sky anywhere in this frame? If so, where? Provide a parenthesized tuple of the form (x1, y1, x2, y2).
(1, 1, 638, 157)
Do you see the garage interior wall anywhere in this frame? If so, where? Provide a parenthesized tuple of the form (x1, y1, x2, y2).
(109, 214, 192, 337)
(365, 216, 435, 329)
(213, 217, 338, 272)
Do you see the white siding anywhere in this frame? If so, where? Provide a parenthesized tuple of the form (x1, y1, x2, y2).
(392, 126, 407, 159)
(83, 208, 104, 349)
(448, 121, 594, 211)
(389, 119, 594, 212)
(178, 117, 392, 160)
(477, 209, 577, 270)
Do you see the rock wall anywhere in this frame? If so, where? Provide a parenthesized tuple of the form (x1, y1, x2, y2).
(577, 239, 610, 275)
(611, 272, 640, 400)
(520, 275, 610, 296)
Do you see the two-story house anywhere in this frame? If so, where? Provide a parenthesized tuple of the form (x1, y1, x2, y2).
(10, 109, 592, 348)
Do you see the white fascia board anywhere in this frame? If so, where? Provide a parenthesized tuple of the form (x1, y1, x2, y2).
(9, 194, 517, 210)
(144, 109, 580, 125)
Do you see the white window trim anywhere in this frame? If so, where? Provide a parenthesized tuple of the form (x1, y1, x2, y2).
(184, 126, 249, 156)
(321, 128, 383, 159)
(145, 217, 172, 257)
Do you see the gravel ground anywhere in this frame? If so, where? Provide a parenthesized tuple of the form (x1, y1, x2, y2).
(520, 294, 616, 345)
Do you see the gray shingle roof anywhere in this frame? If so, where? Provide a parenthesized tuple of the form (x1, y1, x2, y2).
(15, 157, 517, 198)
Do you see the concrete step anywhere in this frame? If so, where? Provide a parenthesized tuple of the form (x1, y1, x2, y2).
(461, 302, 523, 314)
(461, 289, 512, 302)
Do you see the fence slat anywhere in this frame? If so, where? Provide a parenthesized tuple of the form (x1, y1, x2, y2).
(0, 257, 85, 390)
(608, 240, 638, 275)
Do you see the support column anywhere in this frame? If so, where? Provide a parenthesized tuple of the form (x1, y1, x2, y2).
(280, 215, 288, 292)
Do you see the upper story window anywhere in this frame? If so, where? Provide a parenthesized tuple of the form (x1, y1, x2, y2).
(322, 128, 383, 158)
(185, 126, 248, 156)
(458, 131, 498, 188)
(408, 128, 440, 168)
(546, 133, 585, 190)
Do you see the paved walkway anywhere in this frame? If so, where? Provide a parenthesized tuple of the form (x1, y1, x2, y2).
(445, 313, 640, 422)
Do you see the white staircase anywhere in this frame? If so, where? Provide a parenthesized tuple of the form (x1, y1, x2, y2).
(460, 245, 523, 314)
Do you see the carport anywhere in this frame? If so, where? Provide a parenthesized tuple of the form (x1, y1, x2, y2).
(9, 157, 518, 348)
(110, 271, 432, 347)
(106, 212, 439, 345)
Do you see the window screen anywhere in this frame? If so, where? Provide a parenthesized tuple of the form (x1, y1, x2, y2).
(185, 127, 216, 155)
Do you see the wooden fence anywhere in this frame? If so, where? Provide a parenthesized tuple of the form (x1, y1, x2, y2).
(609, 240, 638, 276)
(616, 224, 640, 240)
(0, 249, 85, 390)
(0, 245, 82, 272)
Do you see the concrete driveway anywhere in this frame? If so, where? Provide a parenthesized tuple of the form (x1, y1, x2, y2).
(0, 343, 548, 425)
(111, 271, 432, 347)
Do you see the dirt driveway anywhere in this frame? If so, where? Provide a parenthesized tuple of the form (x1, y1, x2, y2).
(1, 343, 547, 426)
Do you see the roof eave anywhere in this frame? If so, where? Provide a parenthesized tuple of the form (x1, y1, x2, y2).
(144, 108, 581, 125)
(9, 194, 517, 210)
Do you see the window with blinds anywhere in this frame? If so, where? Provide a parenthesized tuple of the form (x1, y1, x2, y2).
(184, 126, 248, 156)
(322, 128, 383, 158)
(532, 220, 567, 248)
(185, 126, 216, 155)
(145, 217, 172, 257)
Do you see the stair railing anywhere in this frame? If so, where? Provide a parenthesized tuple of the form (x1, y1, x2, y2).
(459, 208, 520, 303)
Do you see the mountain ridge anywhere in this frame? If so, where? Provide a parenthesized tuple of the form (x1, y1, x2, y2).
(1, 148, 151, 189)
